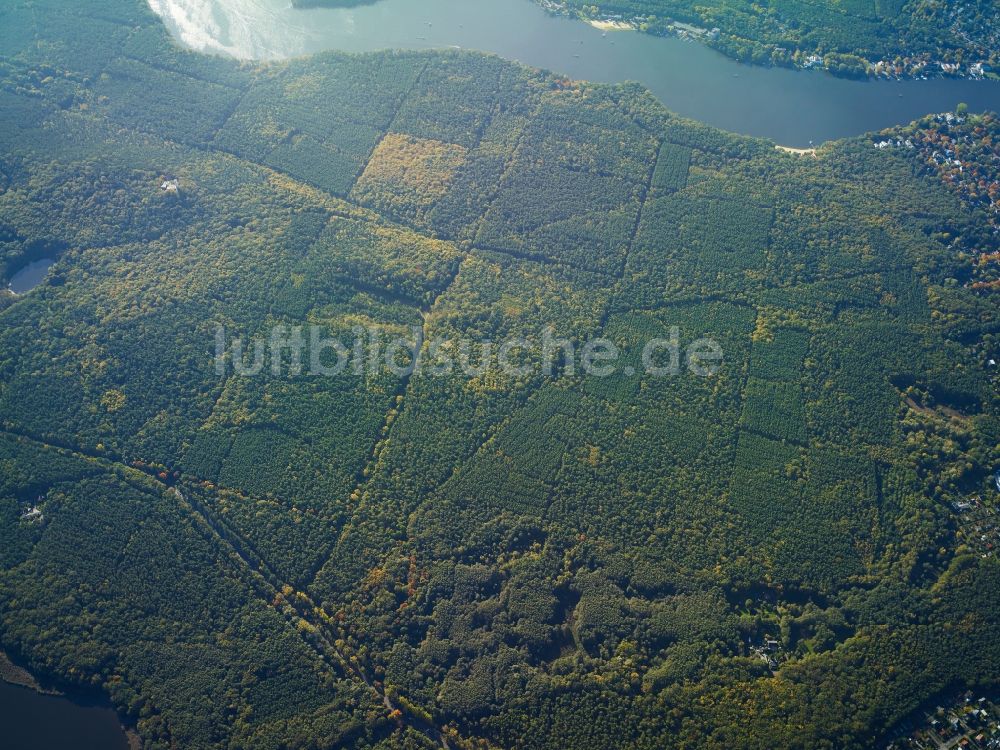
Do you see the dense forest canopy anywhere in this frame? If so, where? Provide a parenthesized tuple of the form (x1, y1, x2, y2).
(0, 0, 998, 748)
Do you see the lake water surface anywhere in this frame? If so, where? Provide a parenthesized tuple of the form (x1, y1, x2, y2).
(149, 0, 1000, 146)
(7, 258, 54, 294)
(0, 680, 128, 750)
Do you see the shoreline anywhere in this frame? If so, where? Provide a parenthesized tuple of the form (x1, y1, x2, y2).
(542, 5, 996, 82)
(0, 649, 62, 695)
(586, 19, 634, 31)
(775, 145, 817, 156)
(1, 649, 141, 750)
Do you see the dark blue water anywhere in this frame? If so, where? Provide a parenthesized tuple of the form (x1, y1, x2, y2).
(0, 680, 128, 750)
(7, 258, 54, 294)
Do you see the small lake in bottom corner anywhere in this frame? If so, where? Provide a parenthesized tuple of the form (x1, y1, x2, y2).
(0, 680, 128, 750)
(149, 0, 1000, 146)
(7, 258, 55, 294)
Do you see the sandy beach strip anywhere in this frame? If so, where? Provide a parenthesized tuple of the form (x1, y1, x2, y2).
(587, 19, 634, 31)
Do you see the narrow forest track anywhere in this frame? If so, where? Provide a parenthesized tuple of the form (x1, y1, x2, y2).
(305, 253, 467, 586)
(0, 427, 474, 750)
